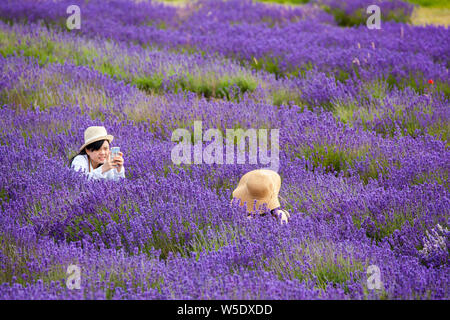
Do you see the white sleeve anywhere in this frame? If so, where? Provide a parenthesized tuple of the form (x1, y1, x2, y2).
(71, 155, 106, 180)
(88, 166, 107, 181)
(100, 165, 125, 181)
(112, 166, 126, 180)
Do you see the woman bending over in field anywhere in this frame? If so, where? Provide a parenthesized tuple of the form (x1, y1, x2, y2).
(232, 169, 290, 224)
(69, 126, 125, 181)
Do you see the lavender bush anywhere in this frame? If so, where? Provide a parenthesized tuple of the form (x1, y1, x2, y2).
(314, 0, 414, 26)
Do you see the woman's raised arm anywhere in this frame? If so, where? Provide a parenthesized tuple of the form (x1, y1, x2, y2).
(71, 155, 107, 181)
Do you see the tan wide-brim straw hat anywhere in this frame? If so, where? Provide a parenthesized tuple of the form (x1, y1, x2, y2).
(232, 169, 281, 213)
(79, 126, 114, 152)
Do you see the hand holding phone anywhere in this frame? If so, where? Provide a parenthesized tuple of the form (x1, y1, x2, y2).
(110, 147, 124, 172)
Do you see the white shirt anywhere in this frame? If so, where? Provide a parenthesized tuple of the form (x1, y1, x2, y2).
(71, 154, 126, 181)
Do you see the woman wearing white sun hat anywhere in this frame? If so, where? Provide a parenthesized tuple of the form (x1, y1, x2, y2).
(232, 169, 290, 224)
(69, 126, 125, 181)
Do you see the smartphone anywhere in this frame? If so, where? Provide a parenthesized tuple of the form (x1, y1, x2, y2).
(110, 147, 120, 163)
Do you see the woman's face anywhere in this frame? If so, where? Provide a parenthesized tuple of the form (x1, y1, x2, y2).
(86, 140, 110, 165)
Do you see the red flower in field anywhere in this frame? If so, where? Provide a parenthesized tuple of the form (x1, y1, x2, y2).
(428, 79, 434, 85)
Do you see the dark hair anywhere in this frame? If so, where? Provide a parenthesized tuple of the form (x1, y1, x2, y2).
(68, 139, 109, 167)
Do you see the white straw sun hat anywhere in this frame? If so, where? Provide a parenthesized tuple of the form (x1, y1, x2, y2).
(79, 126, 114, 152)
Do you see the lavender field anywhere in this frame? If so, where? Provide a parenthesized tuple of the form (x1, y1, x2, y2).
(0, 0, 448, 300)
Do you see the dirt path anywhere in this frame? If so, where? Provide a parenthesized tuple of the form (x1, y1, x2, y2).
(411, 7, 450, 27)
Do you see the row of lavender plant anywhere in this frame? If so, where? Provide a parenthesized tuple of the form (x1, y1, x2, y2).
(1, 104, 448, 298)
(0, 0, 447, 97)
(1, 20, 448, 147)
(1, 54, 448, 189)
(312, 0, 414, 26)
(0, 20, 273, 102)
(2, 207, 448, 299)
(1, 100, 448, 298)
